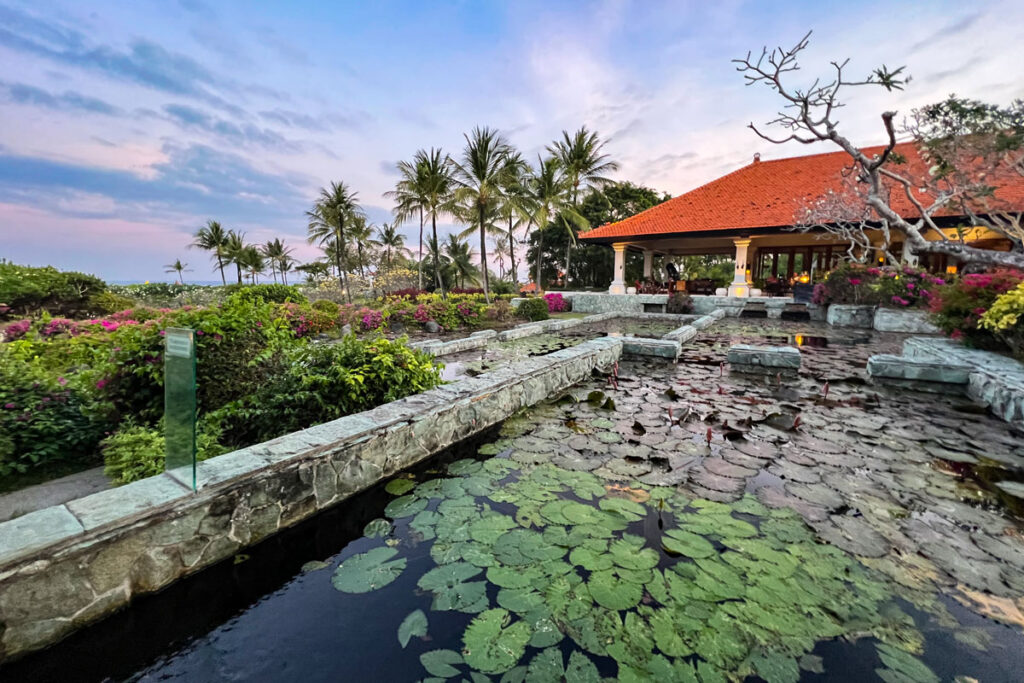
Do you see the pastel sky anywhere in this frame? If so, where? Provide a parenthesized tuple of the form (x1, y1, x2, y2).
(1, 0, 1022, 282)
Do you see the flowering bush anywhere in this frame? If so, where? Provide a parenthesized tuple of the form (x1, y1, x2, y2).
(818, 262, 947, 308)
(544, 293, 569, 313)
(2, 319, 31, 341)
(980, 282, 1024, 358)
(361, 309, 384, 331)
(930, 269, 1024, 347)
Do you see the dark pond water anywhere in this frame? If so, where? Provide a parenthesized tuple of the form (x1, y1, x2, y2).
(7, 319, 1024, 682)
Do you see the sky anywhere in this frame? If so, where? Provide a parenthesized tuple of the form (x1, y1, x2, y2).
(0, 0, 1022, 283)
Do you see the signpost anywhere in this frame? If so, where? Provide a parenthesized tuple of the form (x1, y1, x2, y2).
(164, 327, 197, 491)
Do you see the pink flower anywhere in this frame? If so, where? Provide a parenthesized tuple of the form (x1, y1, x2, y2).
(906, 283, 915, 290)
(3, 402, 15, 409)
(95, 379, 108, 390)
(849, 278, 861, 286)
(58, 377, 67, 386)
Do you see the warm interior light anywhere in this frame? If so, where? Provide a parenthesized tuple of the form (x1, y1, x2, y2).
(794, 334, 804, 346)
(946, 265, 958, 274)
(798, 274, 810, 283)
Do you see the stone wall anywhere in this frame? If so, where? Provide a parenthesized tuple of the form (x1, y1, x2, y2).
(0, 337, 623, 663)
(872, 309, 941, 334)
(826, 304, 876, 328)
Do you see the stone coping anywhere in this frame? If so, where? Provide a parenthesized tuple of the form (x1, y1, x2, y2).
(0, 337, 623, 662)
(901, 337, 1024, 424)
(727, 344, 802, 370)
(866, 354, 971, 384)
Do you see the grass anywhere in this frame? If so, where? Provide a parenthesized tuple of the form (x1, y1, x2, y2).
(550, 312, 587, 320)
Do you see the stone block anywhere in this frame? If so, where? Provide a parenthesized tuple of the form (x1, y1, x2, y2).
(497, 323, 544, 341)
(873, 309, 941, 334)
(866, 354, 970, 383)
(66, 475, 191, 531)
(727, 344, 801, 371)
(826, 304, 875, 328)
(0, 506, 84, 565)
(621, 337, 680, 359)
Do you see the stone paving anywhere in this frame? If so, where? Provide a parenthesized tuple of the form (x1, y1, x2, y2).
(487, 318, 1024, 626)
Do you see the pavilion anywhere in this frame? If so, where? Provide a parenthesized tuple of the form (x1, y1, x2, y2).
(580, 143, 1022, 296)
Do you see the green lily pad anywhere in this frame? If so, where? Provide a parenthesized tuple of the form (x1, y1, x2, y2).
(385, 478, 416, 495)
(469, 515, 518, 543)
(462, 608, 532, 675)
(331, 547, 407, 593)
(662, 529, 716, 558)
(874, 643, 938, 683)
(384, 494, 428, 519)
(570, 545, 614, 572)
(565, 651, 600, 683)
(398, 608, 428, 648)
(418, 562, 488, 613)
(588, 569, 643, 610)
(420, 649, 464, 678)
(363, 518, 393, 538)
(599, 497, 647, 522)
(497, 587, 545, 614)
(525, 646, 563, 682)
(609, 538, 658, 571)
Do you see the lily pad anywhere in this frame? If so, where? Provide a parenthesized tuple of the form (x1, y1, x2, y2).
(385, 478, 416, 495)
(588, 569, 643, 610)
(363, 518, 393, 538)
(421, 649, 465, 678)
(398, 608, 428, 648)
(418, 562, 488, 613)
(462, 608, 532, 675)
(384, 494, 428, 519)
(331, 547, 407, 593)
(662, 529, 716, 558)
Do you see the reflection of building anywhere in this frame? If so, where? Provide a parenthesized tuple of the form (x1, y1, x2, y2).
(580, 143, 1023, 296)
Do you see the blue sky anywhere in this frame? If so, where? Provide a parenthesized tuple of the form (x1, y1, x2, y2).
(1, 0, 1022, 281)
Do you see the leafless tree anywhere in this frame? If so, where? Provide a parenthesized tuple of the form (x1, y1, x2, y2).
(735, 32, 1024, 269)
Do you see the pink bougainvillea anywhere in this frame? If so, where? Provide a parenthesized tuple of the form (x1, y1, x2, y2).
(544, 293, 568, 313)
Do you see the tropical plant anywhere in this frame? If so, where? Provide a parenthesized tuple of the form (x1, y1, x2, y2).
(376, 223, 407, 268)
(517, 297, 549, 322)
(163, 259, 191, 284)
(522, 157, 586, 290)
(548, 126, 618, 285)
(444, 234, 478, 289)
(191, 220, 230, 285)
(223, 230, 248, 285)
(452, 127, 513, 303)
(347, 216, 378, 277)
(261, 238, 294, 284)
(307, 181, 364, 303)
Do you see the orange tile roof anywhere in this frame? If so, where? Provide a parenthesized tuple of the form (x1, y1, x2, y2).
(581, 142, 1024, 241)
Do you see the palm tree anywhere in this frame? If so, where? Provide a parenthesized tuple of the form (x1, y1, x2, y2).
(492, 238, 511, 280)
(376, 223, 406, 268)
(524, 156, 587, 290)
(548, 126, 619, 286)
(191, 220, 230, 285)
(278, 253, 296, 285)
(451, 127, 512, 303)
(223, 230, 247, 284)
(237, 246, 266, 284)
(307, 181, 363, 303)
(346, 216, 378, 277)
(498, 152, 531, 285)
(261, 238, 293, 284)
(387, 157, 429, 290)
(444, 234, 477, 289)
(164, 259, 191, 284)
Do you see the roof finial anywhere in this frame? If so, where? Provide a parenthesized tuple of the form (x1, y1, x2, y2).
(753, 152, 761, 163)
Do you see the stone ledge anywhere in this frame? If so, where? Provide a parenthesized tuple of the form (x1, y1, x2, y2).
(827, 304, 876, 328)
(0, 336, 623, 662)
(620, 337, 681, 359)
(727, 344, 801, 371)
(497, 323, 546, 341)
(866, 354, 970, 384)
(873, 309, 940, 334)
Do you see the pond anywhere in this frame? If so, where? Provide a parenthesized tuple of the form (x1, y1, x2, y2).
(7, 320, 1024, 682)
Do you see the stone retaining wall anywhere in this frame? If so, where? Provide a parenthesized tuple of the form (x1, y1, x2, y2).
(902, 337, 1024, 424)
(727, 344, 801, 374)
(826, 304, 876, 328)
(0, 337, 623, 663)
(873, 309, 940, 334)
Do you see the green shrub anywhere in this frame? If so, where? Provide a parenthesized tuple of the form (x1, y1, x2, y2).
(517, 298, 550, 322)
(0, 262, 106, 317)
(930, 269, 1024, 348)
(490, 280, 516, 295)
(101, 421, 229, 485)
(224, 283, 306, 304)
(311, 298, 341, 315)
(87, 290, 136, 315)
(0, 349, 102, 475)
(211, 335, 442, 446)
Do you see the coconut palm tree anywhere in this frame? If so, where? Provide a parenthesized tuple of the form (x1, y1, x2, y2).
(191, 220, 230, 285)
(261, 238, 293, 284)
(164, 259, 191, 284)
(492, 238, 511, 280)
(444, 234, 477, 289)
(524, 156, 588, 290)
(376, 223, 406, 268)
(346, 216, 378, 277)
(387, 156, 429, 289)
(223, 230, 247, 284)
(548, 126, 619, 286)
(278, 253, 296, 285)
(307, 181, 363, 303)
(237, 246, 266, 284)
(498, 152, 532, 285)
(451, 127, 512, 303)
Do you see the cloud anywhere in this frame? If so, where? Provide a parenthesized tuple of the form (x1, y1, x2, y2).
(1, 80, 121, 115)
(909, 11, 983, 53)
(162, 104, 299, 151)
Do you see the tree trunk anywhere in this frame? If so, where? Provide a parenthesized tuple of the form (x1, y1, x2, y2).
(565, 239, 572, 290)
(479, 204, 491, 304)
(508, 215, 517, 285)
(432, 213, 446, 299)
(216, 254, 226, 285)
(337, 218, 351, 304)
(418, 207, 424, 290)
(236, 263, 242, 284)
(535, 223, 544, 292)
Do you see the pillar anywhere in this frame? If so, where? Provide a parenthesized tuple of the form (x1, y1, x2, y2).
(642, 249, 653, 279)
(727, 238, 752, 297)
(609, 243, 627, 294)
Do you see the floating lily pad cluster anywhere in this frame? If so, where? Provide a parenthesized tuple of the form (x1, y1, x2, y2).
(331, 458, 950, 682)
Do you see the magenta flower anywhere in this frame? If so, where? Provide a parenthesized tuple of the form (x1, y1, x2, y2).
(3, 402, 15, 409)
(95, 379, 108, 390)
(849, 278, 862, 286)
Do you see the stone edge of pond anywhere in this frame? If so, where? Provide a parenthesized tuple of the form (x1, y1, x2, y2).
(0, 337, 624, 664)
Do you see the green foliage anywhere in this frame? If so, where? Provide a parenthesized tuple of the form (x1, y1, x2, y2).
(209, 334, 442, 447)
(100, 421, 228, 485)
(666, 293, 694, 314)
(331, 546, 407, 593)
(931, 269, 1024, 347)
(398, 609, 429, 648)
(819, 262, 948, 308)
(0, 262, 107, 317)
(0, 348, 102, 475)
(87, 290, 136, 315)
(517, 298, 550, 322)
(223, 283, 307, 304)
(310, 298, 341, 315)
(490, 279, 516, 295)
(679, 256, 733, 289)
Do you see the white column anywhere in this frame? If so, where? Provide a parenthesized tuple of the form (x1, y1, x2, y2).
(609, 243, 627, 294)
(642, 250, 653, 279)
(727, 238, 752, 297)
